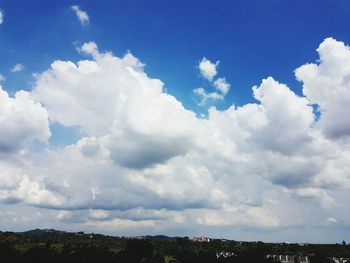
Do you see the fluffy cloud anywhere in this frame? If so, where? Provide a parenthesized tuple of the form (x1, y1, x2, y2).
(214, 78, 230, 95)
(32, 42, 199, 169)
(71, 5, 89, 25)
(296, 37, 350, 139)
(0, 163, 23, 191)
(0, 87, 50, 153)
(0, 161, 64, 208)
(1, 38, 350, 241)
(199, 57, 219, 81)
(11, 63, 24, 72)
(0, 74, 5, 82)
(251, 77, 314, 154)
(194, 59, 230, 104)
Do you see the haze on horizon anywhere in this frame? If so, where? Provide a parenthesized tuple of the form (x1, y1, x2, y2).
(1, 0, 350, 243)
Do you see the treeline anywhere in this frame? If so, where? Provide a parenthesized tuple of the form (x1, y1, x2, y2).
(0, 230, 349, 262)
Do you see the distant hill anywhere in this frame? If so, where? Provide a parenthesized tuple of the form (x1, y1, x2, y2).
(143, 235, 177, 240)
(19, 228, 67, 237)
(18, 229, 180, 241)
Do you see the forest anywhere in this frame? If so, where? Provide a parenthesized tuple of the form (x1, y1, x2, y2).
(0, 229, 349, 262)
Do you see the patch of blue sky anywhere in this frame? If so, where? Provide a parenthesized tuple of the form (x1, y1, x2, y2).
(1, 0, 350, 112)
(48, 123, 83, 148)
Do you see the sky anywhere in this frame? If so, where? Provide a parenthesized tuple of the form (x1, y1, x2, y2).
(1, 0, 350, 243)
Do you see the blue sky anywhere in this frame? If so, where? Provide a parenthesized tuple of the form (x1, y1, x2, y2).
(2, 0, 350, 108)
(1, 0, 350, 243)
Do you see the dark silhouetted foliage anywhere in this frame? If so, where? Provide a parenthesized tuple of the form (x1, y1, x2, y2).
(0, 230, 349, 263)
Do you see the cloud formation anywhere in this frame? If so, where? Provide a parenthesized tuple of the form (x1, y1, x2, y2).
(0, 9, 3, 25)
(0, 87, 50, 153)
(71, 5, 89, 25)
(193, 87, 224, 104)
(296, 37, 350, 139)
(327, 217, 337, 224)
(194, 58, 231, 104)
(199, 57, 219, 81)
(32, 42, 199, 170)
(1, 38, 350, 241)
(11, 63, 24, 72)
(214, 78, 230, 95)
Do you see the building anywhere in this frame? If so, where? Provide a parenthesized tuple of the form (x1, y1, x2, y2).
(192, 236, 210, 242)
(216, 251, 236, 259)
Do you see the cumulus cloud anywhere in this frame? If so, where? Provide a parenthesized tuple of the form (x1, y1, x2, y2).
(1, 38, 350, 241)
(0, 87, 50, 153)
(80, 41, 98, 56)
(0, 162, 64, 208)
(296, 37, 350, 139)
(194, 58, 230, 104)
(199, 57, 219, 81)
(0, 163, 23, 191)
(214, 78, 230, 95)
(11, 63, 24, 72)
(32, 42, 199, 170)
(122, 52, 145, 71)
(71, 5, 89, 25)
(251, 77, 314, 154)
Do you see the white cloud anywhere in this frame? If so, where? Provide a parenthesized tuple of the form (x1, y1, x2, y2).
(0, 163, 23, 190)
(1, 38, 350, 241)
(32, 42, 199, 169)
(214, 77, 230, 95)
(326, 217, 338, 224)
(80, 41, 98, 56)
(13, 175, 65, 207)
(0, 10, 3, 25)
(0, 74, 5, 82)
(295, 187, 335, 209)
(122, 51, 145, 72)
(71, 5, 89, 25)
(295, 37, 350, 139)
(193, 87, 224, 105)
(195, 59, 230, 104)
(251, 76, 314, 154)
(11, 63, 24, 72)
(0, 162, 64, 208)
(28, 40, 350, 213)
(0, 87, 50, 153)
(199, 57, 219, 81)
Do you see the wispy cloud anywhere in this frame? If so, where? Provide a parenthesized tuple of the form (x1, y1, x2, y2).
(11, 63, 24, 72)
(193, 87, 224, 105)
(71, 5, 89, 25)
(0, 9, 4, 25)
(327, 217, 338, 224)
(214, 78, 230, 95)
